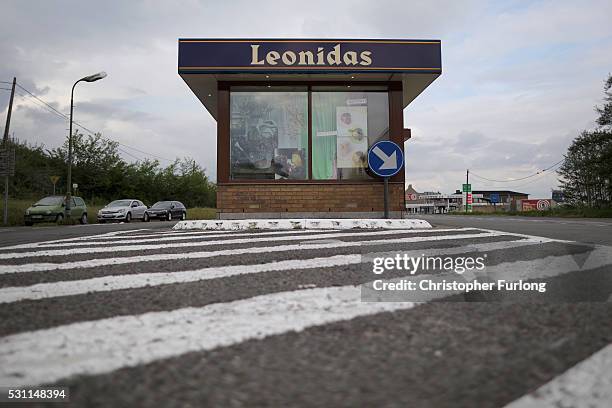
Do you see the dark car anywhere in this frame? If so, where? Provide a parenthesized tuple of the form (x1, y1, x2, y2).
(145, 201, 187, 221)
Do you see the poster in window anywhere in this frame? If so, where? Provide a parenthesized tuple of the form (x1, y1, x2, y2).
(273, 148, 305, 179)
(336, 106, 368, 168)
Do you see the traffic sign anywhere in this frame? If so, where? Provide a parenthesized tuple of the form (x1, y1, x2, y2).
(462, 183, 471, 193)
(50, 175, 60, 185)
(490, 193, 500, 204)
(367, 141, 404, 178)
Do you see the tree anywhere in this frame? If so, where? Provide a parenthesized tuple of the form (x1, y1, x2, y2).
(596, 74, 612, 130)
(48, 132, 123, 200)
(11, 132, 217, 208)
(558, 74, 612, 207)
(558, 131, 612, 207)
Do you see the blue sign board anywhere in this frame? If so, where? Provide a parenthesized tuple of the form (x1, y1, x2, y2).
(490, 193, 500, 204)
(178, 39, 441, 74)
(367, 141, 404, 178)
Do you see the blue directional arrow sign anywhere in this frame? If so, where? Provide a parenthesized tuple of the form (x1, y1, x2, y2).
(367, 140, 404, 177)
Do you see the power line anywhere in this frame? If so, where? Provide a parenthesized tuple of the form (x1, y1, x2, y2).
(496, 163, 562, 190)
(470, 158, 564, 183)
(16, 83, 68, 119)
(13, 82, 174, 162)
(15, 91, 69, 122)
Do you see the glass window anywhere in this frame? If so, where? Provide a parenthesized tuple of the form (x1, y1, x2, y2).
(34, 196, 64, 206)
(230, 90, 308, 180)
(108, 200, 132, 207)
(312, 91, 389, 180)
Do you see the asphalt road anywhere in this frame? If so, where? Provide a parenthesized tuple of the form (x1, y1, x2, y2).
(416, 214, 612, 246)
(0, 220, 610, 407)
(0, 220, 177, 247)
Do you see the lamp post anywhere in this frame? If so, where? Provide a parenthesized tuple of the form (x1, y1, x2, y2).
(65, 71, 106, 220)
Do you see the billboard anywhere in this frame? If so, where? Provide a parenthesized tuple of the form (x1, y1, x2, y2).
(522, 199, 552, 211)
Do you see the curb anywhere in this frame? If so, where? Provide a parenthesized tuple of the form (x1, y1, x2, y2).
(173, 218, 432, 231)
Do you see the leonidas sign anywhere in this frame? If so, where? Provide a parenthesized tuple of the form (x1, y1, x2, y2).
(178, 39, 441, 73)
(250, 44, 372, 67)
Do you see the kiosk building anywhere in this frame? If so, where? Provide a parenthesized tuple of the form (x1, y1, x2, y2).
(178, 39, 441, 219)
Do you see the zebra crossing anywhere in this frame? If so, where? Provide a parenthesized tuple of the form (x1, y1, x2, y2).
(0, 225, 610, 406)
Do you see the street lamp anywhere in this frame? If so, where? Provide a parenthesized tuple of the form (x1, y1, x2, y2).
(65, 71, 107, 220)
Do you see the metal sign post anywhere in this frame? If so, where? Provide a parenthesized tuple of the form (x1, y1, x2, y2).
(462, 183, 472, 213)
(367, 141, 404, 219)
(50, 176, 60, 195)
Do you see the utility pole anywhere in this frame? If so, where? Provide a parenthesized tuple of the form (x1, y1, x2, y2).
(2, 77, 16, 226)
(465, 168, 469, 213)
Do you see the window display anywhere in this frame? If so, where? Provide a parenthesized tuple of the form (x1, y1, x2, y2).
(229, 88, 389, 181)
(312, 91, 389, 180)
(230, 90, 308, 180)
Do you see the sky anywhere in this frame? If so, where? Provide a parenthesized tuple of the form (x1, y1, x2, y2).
(1, 0, 611, 197)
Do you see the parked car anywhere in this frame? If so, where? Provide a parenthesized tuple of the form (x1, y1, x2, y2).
(24, 195, 87, 226)
(145, 201, 187, 221)
(97, 199, 148, 223)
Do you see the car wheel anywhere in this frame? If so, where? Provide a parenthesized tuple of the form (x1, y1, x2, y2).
(99, 220, 106, 224)
(181, 212, 186, 220)
(80, 213, 88, 225)
(167, 212, 172, 221)
(25, 221, 33, 226)
(125, 212, 132, 223)
(143, 213, 150, 222)
(56, 213, 64, 224)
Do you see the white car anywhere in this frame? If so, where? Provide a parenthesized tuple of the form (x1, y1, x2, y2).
(97, 199, 148, 223)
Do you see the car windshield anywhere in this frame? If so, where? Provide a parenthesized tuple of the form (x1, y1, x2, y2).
(33, 196, 63, 206)
(107, 200, 132, 207)
(151, 201, 172, 209)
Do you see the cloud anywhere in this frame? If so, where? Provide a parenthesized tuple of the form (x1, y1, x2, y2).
(1, 0, 610, 197)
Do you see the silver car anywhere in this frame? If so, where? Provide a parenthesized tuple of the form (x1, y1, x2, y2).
(97, 199, 148, 223)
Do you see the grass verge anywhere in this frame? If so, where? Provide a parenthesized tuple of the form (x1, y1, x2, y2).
(0, 199, 217, 227)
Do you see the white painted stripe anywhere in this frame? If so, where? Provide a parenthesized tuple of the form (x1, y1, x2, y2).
(479, 228, 574, 244)
(0, 285, 416, 387)
(503, 343, 612, 408)
(0, 238, 550, 303)
(0, 231, 507, 275)
(0, 228, 483, 259)
(0, 229, 151, 251)
(361, 245, 612, 301)
(43, 228, 306, 242)
(0, 237, 604, 388)
(34, 229, 328, 248)
(485, 245, 612, 282)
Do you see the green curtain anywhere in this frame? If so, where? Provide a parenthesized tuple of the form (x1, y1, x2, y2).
(312, 93, 345, 179)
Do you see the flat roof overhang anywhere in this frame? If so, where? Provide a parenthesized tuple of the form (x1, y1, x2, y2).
(178, 39, 442, 120)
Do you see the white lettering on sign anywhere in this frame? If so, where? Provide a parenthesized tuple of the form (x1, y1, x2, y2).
(250, 44, 372, 67)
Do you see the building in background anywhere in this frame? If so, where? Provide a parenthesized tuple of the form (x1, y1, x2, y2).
(406, 186, 530, 213)
(405, 184, 463, 214)
(178, 39, 441, 219)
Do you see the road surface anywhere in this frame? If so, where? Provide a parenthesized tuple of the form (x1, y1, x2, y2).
(0, 221, 610, 407)
(416, 214, 612, 245)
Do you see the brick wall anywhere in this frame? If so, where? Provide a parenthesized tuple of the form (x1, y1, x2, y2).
(217, 183, 404, 214)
